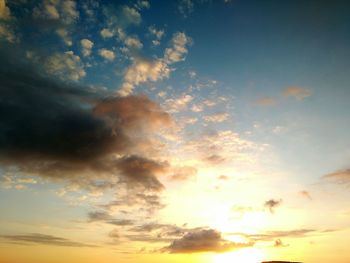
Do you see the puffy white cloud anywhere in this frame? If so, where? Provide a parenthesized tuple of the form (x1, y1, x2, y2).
(100, 28, 114, 38)
(118, 32, 191, 96)
(164, 32, 190, 64)
(33, 0, 79, 45)
(124, 36, 143, 49)
(203, 113, 229, 123)
(98, 48, 115, 61)
(80, 38, 94, 57)
(118, 58, 170, 96)
(164, 94, 193, 113)
(45, 51, 86, 81)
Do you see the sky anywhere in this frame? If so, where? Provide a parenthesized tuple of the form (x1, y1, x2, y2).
(0, 0, 350, 262)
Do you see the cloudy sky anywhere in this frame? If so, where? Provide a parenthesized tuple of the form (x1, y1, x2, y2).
(1, 0, 350, 262)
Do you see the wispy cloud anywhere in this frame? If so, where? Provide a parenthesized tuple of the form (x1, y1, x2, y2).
(323, 168, 350, 184)
(1, 233, 95, 247)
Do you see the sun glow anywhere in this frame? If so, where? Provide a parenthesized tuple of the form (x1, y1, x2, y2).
(212, 248, 265, 263)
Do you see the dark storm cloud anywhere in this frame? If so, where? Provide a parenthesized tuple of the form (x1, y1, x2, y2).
(264, 199, 282, 213)
(163, 229, 252, 254)
(1, 233, 95, 247)
(0, 49, 172, 191)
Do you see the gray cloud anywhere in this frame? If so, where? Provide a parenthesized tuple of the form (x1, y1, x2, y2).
(87, 211, 112, 222)
(163, 229, 252, 253)
(108, 219, 135, 226)
(1, 233, 95, 247)
(116, 155, 168, 191)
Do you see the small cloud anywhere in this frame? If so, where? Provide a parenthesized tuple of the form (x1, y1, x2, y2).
(149, 26, 164, 46)
(87, 211, 112, 222)
(122, 6, 141, 25)
(323, 168, 350, 184)
(124, 36, 143, 49)
(191, 104, 203, 112)
(100, 28, 114, 38)
(255, 96, 276, 106)
(178, 0, 194, 18)
(163, 229, 252, 253)
(98, 48, 115, 61)
(164, 94, 193, 113)
(45, 51, 86, 81)
(218, 175, 229, 180)
(1, 233, 94, 247)
(135, 0, 150, 10)
(189, 70, 196, 78)
(203, 113, 229, 123)
(204, 154, 225, 165)
(118, 58, 170, 96)
(264, 199, 282, 213)
(282, 86, 312, 100)
(274, 238, 289, 247)
(169, 166, 197, 181)
(108, 219, 134, 226)
(299, 190, 312, 200)
(164, 32, 191, 64)
(80, 38, 94, 57)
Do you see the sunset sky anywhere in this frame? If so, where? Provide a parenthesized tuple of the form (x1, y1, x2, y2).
(1, 0, 350, 263)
